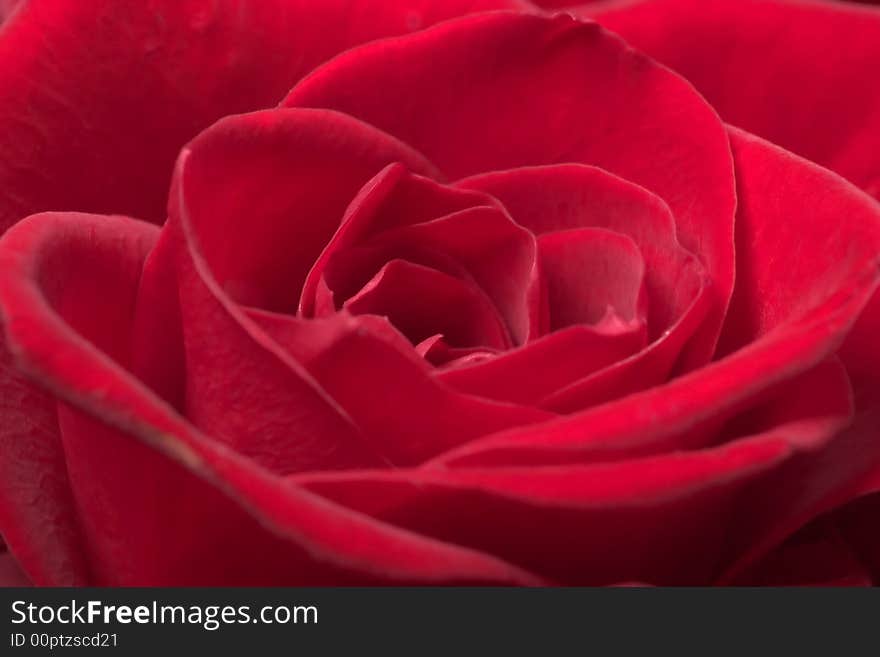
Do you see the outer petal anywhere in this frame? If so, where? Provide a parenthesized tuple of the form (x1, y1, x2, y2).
(733, 514, 872, 586)
(0, 211, 543, 585)
(587, 0, 880, 199)
(0, 340, 89, 585)
(0, 2, 22, 22)
(285, 12, 737, 366)
(835, 493, 880, 584)
(296, 360, 857, 584)
(582, 1, 880, 485)
(715, 405, 880, 584)
(0, 0, 531, 233)
(717, 128, 880, 353)
(0, 547, 31, 586)
(527, 0, 586, 7)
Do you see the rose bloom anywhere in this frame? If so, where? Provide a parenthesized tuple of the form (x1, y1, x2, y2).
(0, 0, 878, 586)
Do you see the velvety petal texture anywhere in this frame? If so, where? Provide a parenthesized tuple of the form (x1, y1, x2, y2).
(0, 0, 531, 234)
(0, 546, 30, 586)
(1, 6, 879, 586)
(586, 0, 880, 199)
(0, 212, 543, 585)
(0, 341, 88, 584)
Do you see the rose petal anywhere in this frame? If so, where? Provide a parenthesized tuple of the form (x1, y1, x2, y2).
(0, 211, 543, 585)
(163, 108, 547, 466)
(418, 337, 501, 369)
(835, 493, 880, 584)
(733, 516, 872, 586)
(145, 108, 452, 473)
(0, 0, 529, 234)
(285, 12, 737, 365)
(247, 309, 553, 465)
(456, 164, 709, 411)
(431, 282, 872, 468)
(840, 292, 880, 413)
(0, 549, 31, 586)
(456, 164, 703, 336)
(354, 207, 539, 344)
(130, 228, 186, 411)
(0, 339, 89, 585)
(716, 405, 880, 584)
(717, 128, 880, 353)
(437, 320, 646, 405)
(301, 164, 499, 316)
(296, 360, 854, 584)
(172, 218, 387, 474)
(534, 280, 712, 413)
(0, 211, 184, 583)
(342, 260, 512, 350)
(588, 0, 880, 199)
(317, 242, 477, 316)
(433, 127, 880, 466)
(170, 108, 439, 314)
(538, 228, 647, 329)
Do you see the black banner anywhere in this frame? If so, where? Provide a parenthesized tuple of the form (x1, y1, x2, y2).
(1, 587, 876, 654)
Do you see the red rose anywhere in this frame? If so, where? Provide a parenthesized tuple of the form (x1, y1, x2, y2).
(0, 2, 879, 586)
